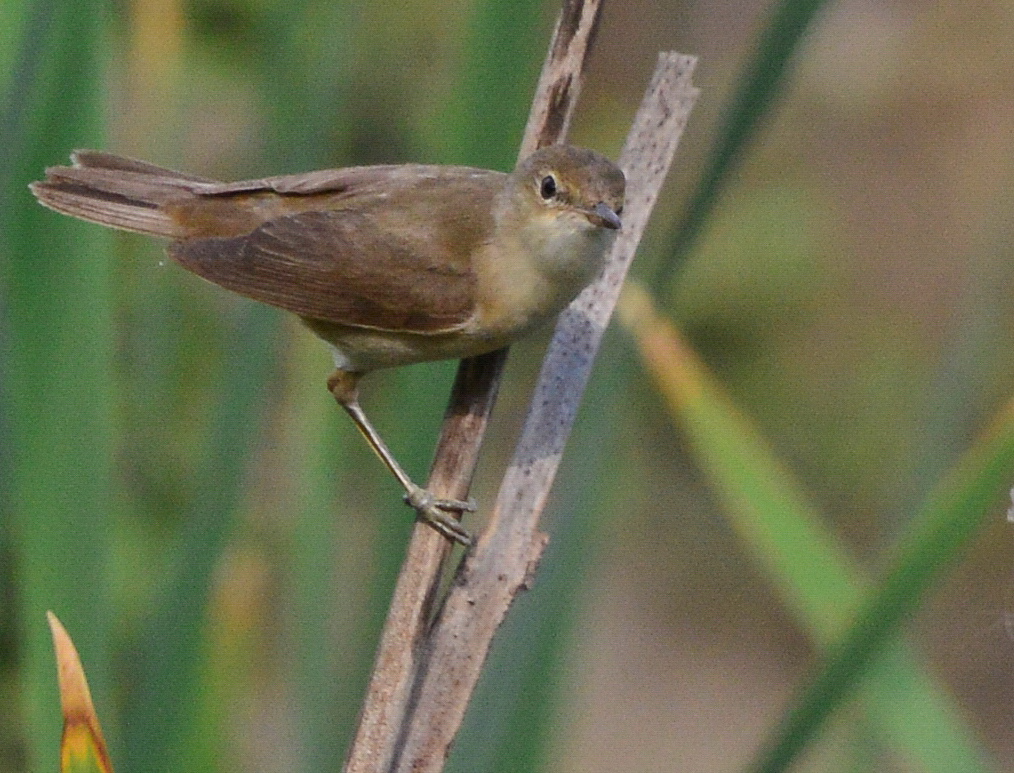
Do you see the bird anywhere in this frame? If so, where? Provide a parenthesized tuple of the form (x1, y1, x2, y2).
(31, 145, 625, 544)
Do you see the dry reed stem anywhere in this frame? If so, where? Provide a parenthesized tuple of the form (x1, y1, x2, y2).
(341, 2, 605, 772)
(392, 52, 700, 773)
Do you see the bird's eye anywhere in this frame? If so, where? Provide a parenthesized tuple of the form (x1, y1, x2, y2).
(539, 174, 558, 200)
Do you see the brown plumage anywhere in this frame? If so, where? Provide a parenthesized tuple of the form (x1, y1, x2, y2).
(32, 151, 504, 335)
(31, 146, 625, 543)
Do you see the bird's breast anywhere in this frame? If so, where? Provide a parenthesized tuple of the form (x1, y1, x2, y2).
(471, 213, 615, 337)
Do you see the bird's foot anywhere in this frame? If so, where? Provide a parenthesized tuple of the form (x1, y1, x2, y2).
(403, 487, 475, 546)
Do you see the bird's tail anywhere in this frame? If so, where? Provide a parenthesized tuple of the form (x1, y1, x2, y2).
(29, 151, 218, 238)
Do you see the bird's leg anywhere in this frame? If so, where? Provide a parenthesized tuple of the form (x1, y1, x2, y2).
(327, 369, 474, 546)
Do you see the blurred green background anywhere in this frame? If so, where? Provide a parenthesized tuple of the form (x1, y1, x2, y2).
(2, 1, 1014, 772)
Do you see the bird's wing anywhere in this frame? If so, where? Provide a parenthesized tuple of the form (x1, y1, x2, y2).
(169, 206, 481, 334)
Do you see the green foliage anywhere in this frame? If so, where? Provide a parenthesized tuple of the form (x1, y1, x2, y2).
(2, 1, 1010, 773)
(656, 0, 832, 288)
(1, 3, 115, 772)
(747, 406, 1014, 773)
(626, 297, 996, 772)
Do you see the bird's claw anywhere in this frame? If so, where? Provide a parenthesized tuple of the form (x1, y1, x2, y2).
(403, 487, 474, 546)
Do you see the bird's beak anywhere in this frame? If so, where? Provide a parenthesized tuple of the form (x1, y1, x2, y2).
(586, 201, 622, 230)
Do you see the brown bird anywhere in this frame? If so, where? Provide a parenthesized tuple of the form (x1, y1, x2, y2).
(31, 145, 625, 544)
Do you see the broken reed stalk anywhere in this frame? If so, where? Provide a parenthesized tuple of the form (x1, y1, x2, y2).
(341, 2, 605, 772)
(390, 52, 699, 773)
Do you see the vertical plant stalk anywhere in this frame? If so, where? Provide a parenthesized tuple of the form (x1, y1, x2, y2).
(340, 3, 605, 772)
(391, 53, 698, 773)
(2, 4, 113, 770)
(655, 0, 831, 287)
